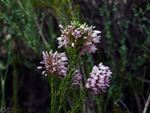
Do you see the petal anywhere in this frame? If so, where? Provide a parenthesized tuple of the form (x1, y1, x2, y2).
(37, 66, 42, 69)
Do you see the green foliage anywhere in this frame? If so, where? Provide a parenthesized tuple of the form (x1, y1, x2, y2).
(30, 0, 80, 25)
(96, 0, 150, 112)
(0, 0, 41, 52)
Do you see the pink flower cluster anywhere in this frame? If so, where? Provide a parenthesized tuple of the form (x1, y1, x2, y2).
(37, 51, 82, 86)
(57, 22, 101, 55)
(37, 51, 68, 76)
(85, 63, 112, 95)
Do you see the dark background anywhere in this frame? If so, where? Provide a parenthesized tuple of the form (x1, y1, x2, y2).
(0, 0, 150, 113)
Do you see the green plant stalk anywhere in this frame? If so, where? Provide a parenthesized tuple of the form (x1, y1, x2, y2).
(1, 37, 12, 110)
(58, 73, 72, 112)
(50, 74, 55, 113)
(4, 37, 12, 81)
(57, 56, 79, 113)
(13, 65, 19, 113)
(95, 95, 103, 113)
(70, 88, 87, 113)
(1, 79, 5, 110)
(57, 48, 80, 113)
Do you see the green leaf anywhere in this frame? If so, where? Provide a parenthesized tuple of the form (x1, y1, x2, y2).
(146, 4, 150, 11)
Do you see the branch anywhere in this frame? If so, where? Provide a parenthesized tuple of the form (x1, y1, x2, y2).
(143, 92, 150, 113)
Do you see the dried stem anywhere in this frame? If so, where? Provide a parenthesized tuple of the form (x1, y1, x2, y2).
(143, 92, 150, 113)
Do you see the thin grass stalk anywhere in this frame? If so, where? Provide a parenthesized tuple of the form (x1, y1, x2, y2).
(1, 79, 5, 111)
(1, 37, 12, 110)
(12, 62, 19, 113)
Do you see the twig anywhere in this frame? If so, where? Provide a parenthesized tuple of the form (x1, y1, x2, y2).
(81, 64, 87, 83)
(34, 20, 48, 47)
(143, 92, 150, 113)
(136, 77, 150, 84)
(142, 44, 150, 53)
(119, 100, 130, 113)
(134, 92, 142, 113)
(79, 65, 86, 113)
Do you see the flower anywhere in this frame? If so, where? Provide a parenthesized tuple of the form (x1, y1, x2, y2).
(37, 51, 82, 87)
(57, 22, 101, 55)
(71, 70, 82, 87)
(85, 63, 112, 95)
(37, 51, 68, 76)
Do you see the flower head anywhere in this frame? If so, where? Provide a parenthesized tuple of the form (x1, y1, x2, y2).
(37, 51, 82, 87)
(37, 51, 68, 76)
(71, 70, 82, 87)
(57, 22, 101, 55)
(85, 63, 112, 95)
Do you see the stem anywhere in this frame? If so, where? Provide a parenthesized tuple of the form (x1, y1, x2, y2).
(57, 70, 74, 113)
(143, 92, 150, 113)
(1, 37, 12, 110)
(50, 74, 55, 113)
(0, 71, 3, 79)
(1, 79, 5, 110)
(4, 37, 12, 81)
(12, 60, 19, 113)
(57, 53, 79, 112)
(70, 88, 87, 113)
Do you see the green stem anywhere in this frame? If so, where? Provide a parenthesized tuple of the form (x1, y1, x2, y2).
(12, 61, 19, 113)
(0, 71, 3, 79)
(50, 74, 55, 113)
(4, 37, 12, 81)
(0, 37, 12, 111)
(70, 88, 87, 113)
(1, 79, 5, 110)
(58, 56, 79, 113)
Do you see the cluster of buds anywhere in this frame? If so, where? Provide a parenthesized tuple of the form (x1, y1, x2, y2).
(37, 51, 68, 77)
(57, 22, 101, 55)
(85, 63, 112, 95)
(37, 51, 82, 87)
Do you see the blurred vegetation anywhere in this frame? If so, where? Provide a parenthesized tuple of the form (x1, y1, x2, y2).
(0, 0, 150, 113)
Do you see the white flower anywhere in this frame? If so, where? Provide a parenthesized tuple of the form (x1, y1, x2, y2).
(94, 30, 101, 34)
(71, 43, 75, 47)
(59, 24, 63, 29)
(85, 62, 112, 95)
(57, 21, 101, 55)
(37, 51, 68, 77)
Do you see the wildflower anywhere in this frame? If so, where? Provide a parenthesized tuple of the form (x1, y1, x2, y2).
(85, 63, 112, 95)
(57, 21, 101, 55)
(59, 24, 64, 29)
(37, 51, 68, 76)
(37, 51, 82, 87)
(71, 70, 82, 87)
